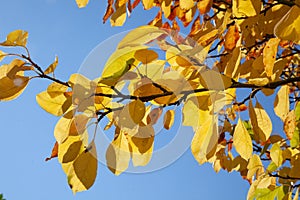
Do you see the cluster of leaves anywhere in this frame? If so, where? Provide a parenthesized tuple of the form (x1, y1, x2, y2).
(1, 0, 300, 199)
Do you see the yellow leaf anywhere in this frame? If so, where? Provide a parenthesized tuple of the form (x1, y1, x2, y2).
(129, 125, 154, 166)
(0, 30, 28, 46)
(249, 100, 272, 142)
(197, 0, 212, 14)
(224, 47, 241, 78)
(274, 85, 290, 121)
(134, 49, 158, 64)
(270, 142, 283, 167)
(142, 0, 154, 10)
(294, 188, 299, 200)
(58, 135, 86, 164)
(128, 99, 146, 124)
(117, 25, 167, 49)
(110, 4, 127, 27)
(162, 0, 172, 18)
(179, 0, 194, 10)
(54, 113, 73, 144)
(72, 141, 97, 193)
(0, 50, 6, 62)
(274, 5, 300, 43)
(75, 0, 89, 8)
(47, 82, 69, 97)
(263, 38, 280, 77)
(44, 56, 58, 75)
(36, 90, 72, 117)
(106, 128, 131, 175)
(233, 118, 253, 160)
(284, 110, 296, 140)
(247, 154, 263, 180)
(163, 110, 175, 130)
(199, 70, 232, 90)
(191, 115, 218, 164)
(232, 0, 261, 17)
(0, 60, 30, 101)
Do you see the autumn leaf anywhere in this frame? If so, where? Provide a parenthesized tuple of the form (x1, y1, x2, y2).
(233, 118, 253, 160)
(197, 0, 212, 14)
(274, 85, 290, 121)
(75, 0, 89, 8)
(263, 38, 280, 77)
(110, 4, 127, 26)
(274, 5, 300, 43)
(45, 142, 59, 161)
(134, 49, 158, 64)
(163, 110, 175, 130)
(0, 30, 28, 47)
(224, 25, 240, 51)
(44, 56, 58, 75)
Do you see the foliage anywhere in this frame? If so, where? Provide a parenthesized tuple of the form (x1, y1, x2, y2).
(1, 0, 300, 199)
(0, 194, 6, 200)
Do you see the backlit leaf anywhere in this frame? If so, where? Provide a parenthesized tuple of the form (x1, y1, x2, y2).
(110, 4, 127, 26)
(274, 85, 290, 121)
(44, 56, 58, 75)
(191, 115, 218, 164)
(106, 129, 131, 175)
(233, 118, 253, 160)
(117, 25, 167, 49)
(0, 30, 28, 46)
(45, 142, 59, 161)
(224, 25, 240, 51)
(179, 0, 194, 10)
(72, 141, 97, 193)
(134, 49, 158, 64)
(232, 0, 261, 17)
(75, 0, 89, 8)
(263, 38, 280, 77)
(270, 143, 283, 167)
(284, 111, 296, 140)
(197, 0, 212, 14)
(142, 0, 154, 10)
(274, 5, 300, 43)
(247, 154, 263, 180)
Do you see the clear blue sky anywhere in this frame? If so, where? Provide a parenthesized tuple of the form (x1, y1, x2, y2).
(0, 1, 253, 199)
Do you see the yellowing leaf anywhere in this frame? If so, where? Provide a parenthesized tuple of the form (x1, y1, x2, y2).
(284, 110, 296, 140)
(117, 25, 167, 49)
(110, 4, 127, 26)
(142, 0, 154, 10)
(274, 85, 290, 121)
(129, 125, 154, 166)
(72, 141, 97, 193)
(247, 154, 263, 180)
(134, 49, 158, 64)
(197, 0, 212, 14)
(224, 47, 241, 78)
(36, 90, 72, 117)
(0, 76, 29, 101)
(199, 70, 232, 90)
(44, 56, 58, 75)
(274, 5, 300, 43)
(191, 115, 218, 164)
(224, 25, 240, 51)
(1, 30, 28, 46)
(0, 61, 30, 101)
(232, 0, 261, 17)
(233, 118, 253, 160)
(263, 38, 280, 77)
(163, 110, 175, 130)
(270, 143, 283, 167)
(58, 136, 85, 164)
(75, 0, 89, 8)
(128, 99, 146, 124)
(179, 0, 194, 10)
(106, 129, 131, 175)
(249, 100, 272, 142)
(54, 114, 73, 144)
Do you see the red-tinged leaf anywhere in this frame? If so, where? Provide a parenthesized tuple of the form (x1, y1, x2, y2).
(162, 22, 171, 30)
(148, 10, 162, 27)
(147, 107, 163, 125)
(132, 0, 141, 8)
(168, 5, 178, 21)
(45, 142, 59, 161)
(127, 0, 132, 14)
(103, 4, 115, 23)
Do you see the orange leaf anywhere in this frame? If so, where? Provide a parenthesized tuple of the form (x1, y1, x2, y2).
(103, 0, 114, 23)
(224, 25, 240, 51)
(148, 10, 162, 27)
(197, 0, 212, 14)
(132, 0, 141, 8)
(45, 142, 59, 161)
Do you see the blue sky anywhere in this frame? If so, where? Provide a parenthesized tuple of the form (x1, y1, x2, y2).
(0, 1, 253, 199)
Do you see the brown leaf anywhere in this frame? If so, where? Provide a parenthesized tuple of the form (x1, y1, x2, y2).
(132, 0, 141, 8)
(45, 142, 59, 161)
(147, 107, 163, 125)
(189, 16, 201, 37)
(197, 0, 212, 14)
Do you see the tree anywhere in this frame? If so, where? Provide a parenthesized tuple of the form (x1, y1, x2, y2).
(0, 0, 300, 199)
